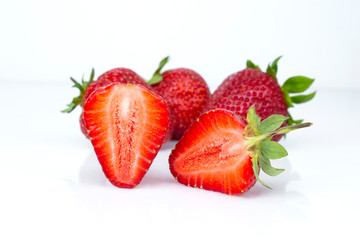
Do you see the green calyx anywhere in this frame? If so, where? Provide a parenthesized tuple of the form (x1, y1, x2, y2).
(62, 68, 95, 113)
(147, 56, 170, 85)
(246, 56, 316, 125)
(281, 76, 316, 125)
(246, 56, 282, 78)
(244, 106, 312, 189)
(246, 60, 261, 70)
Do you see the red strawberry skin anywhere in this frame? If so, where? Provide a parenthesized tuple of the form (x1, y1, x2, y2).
(205, 68, 288, 141)
(152, 68, 210, 139)
(84, 68, 151, 100)
(79, 68, 172, 142)
(83, 83, 169, 188)
(169, 109, 257, 195)
(79, 112, 88, 136)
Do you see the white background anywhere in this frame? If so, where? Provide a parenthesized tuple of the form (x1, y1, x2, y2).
(1, 1, 359, 240)
(1, 0, 359, 90)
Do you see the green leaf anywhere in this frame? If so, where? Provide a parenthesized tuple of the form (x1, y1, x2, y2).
(259, 115, 288, 134)
(251, 155, 271, 189)
(147, 56, 169, 85)
(261, 141, 288, 159)
(246, 60, 261, 70)
(287, 117, 304, 125)
(291, 91, 316, 104)
(89, 68, 95, 83)
(287, 118, 293, 126)
(259, 154, 285, 176)
(266, 65, 277, 79)
(282, 91, 294, 108)
(61, 96, 81, 113)
(293, 119, 303, 124)
(270, 56, 282, 74)
(62, 69, 94, 113)
(157, 56, 169, 73)
(147, 75, 163, 85)
(287, 112, 295, 125)
(72, 80, 84, 92)
(282, 76, 314, 93)
(244, 106, 262, 139)
(247, 105, 261, 129)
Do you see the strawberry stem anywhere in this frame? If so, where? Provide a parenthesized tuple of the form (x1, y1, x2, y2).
(245, 122, 312, 150)
(147, 56, 169, 85)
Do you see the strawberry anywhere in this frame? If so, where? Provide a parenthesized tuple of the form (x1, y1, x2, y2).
(169, 106, 311, 195)
(147, 57, 210, 139)
(205, 57, 315, 141)
(63, 68, 173, 142)
(83, 83, 170, 188)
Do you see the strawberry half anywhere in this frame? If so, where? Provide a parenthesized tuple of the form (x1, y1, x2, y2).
(205, 57, 315, 141)
(83, 83, 170, 188)
(169, 106, 311, 195)
(62, 68, 173, 142)
(147, 56, 210, 139)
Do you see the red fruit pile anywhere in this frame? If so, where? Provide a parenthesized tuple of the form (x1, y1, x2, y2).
(63, 56, 314, 194)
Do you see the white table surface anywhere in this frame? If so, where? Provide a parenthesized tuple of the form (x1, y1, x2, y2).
(0, 82, 359, 240)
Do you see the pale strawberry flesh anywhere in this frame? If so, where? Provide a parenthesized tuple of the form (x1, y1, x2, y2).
(169, 109, 256, 195)
(83, 83, 169, 188)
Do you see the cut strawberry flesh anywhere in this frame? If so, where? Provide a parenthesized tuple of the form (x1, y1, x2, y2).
(83, 83, 169, 188)
(169, 109, 256, 195)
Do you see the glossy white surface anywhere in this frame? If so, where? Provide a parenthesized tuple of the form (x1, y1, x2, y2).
(0, 83, 358, 239)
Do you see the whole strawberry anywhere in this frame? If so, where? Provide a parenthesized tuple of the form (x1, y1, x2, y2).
(63, 68, 172, 142)
(148, 57, 210, 139)
(169, 106, 312, 195)
(205, 57, 315, 141)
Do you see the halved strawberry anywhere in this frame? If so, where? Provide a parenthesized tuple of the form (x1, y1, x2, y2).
(83, 83, 170, 188)
(169, 107, 311, 195)
(62, 68, 174, 142)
